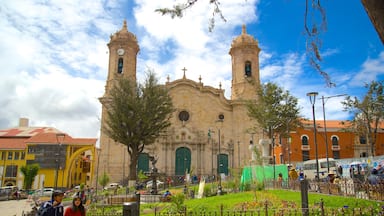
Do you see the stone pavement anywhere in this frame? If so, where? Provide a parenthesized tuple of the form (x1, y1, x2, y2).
(0, 198, 35, 216)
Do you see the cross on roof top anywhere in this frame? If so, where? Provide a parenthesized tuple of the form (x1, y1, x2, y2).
(181, 67, 187, 79)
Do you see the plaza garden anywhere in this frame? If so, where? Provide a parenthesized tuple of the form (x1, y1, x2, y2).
(85, 181, 384, 216)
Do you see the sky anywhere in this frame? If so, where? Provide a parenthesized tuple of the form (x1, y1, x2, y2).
(0, 0, 383, 141)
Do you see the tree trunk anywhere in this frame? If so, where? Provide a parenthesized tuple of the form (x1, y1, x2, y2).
(129, 151, 138, 181)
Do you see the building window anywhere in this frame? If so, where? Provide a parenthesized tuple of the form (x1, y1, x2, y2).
(302, 136, 309, 145)
(178, 110, 190, 122)
(245, 61, 252, 77)
(117, 58, 124, 74)
(0, 152, 5, 160)
(302, 151, 310, 161)
(360, 152, 368, 157)
(333, 151, 340, 159)
(331, 136, 339, 146)
(5, 165, 17, 178)
(21, 152, 25, 160)
(14, 152, 20, 160)
(28, 147, 36, 153)
(8, 152, 13, 160)
(359, 136, 366, 144)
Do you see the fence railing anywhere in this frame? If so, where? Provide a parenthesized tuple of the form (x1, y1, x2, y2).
(264, 178, 384, 201)
(86, 200, 384, 216)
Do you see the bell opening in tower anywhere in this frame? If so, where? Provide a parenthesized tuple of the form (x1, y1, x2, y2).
(118, 58, 124, 74)
(245, 61, 252, 77)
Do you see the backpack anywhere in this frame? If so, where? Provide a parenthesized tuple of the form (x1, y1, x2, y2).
(35, 202, 51, 216)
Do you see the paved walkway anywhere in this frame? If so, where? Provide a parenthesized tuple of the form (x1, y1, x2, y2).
(0, 198, 35, 216)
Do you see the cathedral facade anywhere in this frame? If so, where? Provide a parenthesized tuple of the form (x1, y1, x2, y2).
(98, 21, 263, 184)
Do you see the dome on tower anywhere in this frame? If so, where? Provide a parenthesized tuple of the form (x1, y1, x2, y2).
(110, 20, 138, 43)
(231, 25, 258, 48)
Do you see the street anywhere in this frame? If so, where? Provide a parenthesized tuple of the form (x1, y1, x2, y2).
(0, 198, 35, 216)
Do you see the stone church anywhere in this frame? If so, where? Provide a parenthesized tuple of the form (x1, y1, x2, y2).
(98, 21, 264, 184)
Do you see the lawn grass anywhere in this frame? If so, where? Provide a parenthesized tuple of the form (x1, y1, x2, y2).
(139, 189, 384, 215)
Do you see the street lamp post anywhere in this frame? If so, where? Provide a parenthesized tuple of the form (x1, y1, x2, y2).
(237, 141, 240, 168)
(216, 117, 224, 195)
(307, 92, 319, 181)
(95, 148, 101, 199)
(321, 94, 347, 173)
(55, 133, 65, 190)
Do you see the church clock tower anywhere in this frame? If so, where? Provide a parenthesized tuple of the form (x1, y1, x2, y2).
(104, 20, 140, 95)
(229, 25, 261, 100)
(97, 21, 139, 184)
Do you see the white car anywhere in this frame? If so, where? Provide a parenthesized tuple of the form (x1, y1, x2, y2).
(104, 183, 121, 190)
(146, 180, 164, 189)
(34, 188, 54, 197)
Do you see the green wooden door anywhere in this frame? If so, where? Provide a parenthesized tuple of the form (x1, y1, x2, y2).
(217, 154, 228, 175)
(137, 153, 149, 173)
(175, 147, 191, 175)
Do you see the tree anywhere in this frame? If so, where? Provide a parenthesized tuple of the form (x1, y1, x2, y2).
(342, 81, 384, 156)
(155, 0, 225, 32)
(103, 71, 174, 181)
(20, 164, 39, 190)
(98, 172, 110, 190)
(247, 82, 301, 158)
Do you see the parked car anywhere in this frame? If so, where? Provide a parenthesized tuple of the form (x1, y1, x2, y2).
(146, 180, 164, 189)
(104, 183, 121, 190)
(0, 188, 9, 201)
(34, 188, 54, 197)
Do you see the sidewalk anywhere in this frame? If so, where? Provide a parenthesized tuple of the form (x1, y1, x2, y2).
(0, 198, 34, 216)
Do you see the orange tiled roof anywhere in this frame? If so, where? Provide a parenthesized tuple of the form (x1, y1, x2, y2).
(0, 137, 27, 149)
(0, 126, 96, 149)
(301, 119, 352, 129)
(26, 132, 96, 146)
(0, 127, 59, 137)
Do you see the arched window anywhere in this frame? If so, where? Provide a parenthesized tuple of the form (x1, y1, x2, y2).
(245, 61, 252, 77)
(359, 136, 366, 144)
(117, 58, 123, 74)
(301, 136, 309, 145)
(331, 136, 339, 146)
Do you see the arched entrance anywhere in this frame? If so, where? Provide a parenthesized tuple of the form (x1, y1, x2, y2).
(175, 147, 191, 176)
(137, 153, 149, 173)
(217, 153, 229, 175)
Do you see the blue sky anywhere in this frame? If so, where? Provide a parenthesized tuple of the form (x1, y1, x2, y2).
(0, 0, 383, 139)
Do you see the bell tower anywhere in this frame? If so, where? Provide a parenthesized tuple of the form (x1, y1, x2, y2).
(104, 20, 140, 95)
(97, 20, 140, 184)
(229, 25, 261, 100)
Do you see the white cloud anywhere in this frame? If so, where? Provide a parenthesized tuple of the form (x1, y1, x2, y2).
(351, 51, 384, 86)
(0, 0, 381, 139)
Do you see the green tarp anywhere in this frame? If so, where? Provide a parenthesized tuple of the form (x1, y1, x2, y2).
(240, 164, 289, 185)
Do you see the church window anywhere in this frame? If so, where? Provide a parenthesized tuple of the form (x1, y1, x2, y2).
(218, 114, 224, 120)
(331, 136, 339, 146)
(178, 110, 190, 122)
(117, 58, 124, 74)
(301, 136, 309, 145)
(245, 61, 252, 77)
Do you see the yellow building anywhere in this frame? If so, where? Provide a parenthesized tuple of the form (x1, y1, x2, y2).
(0, 118, 96, 190)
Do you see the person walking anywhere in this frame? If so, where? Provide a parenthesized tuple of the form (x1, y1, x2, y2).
(64, 196, 86, 216)
(37, 190, 65, 216)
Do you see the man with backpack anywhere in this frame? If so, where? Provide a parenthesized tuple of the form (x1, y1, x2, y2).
(37, 190, 65, 216)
